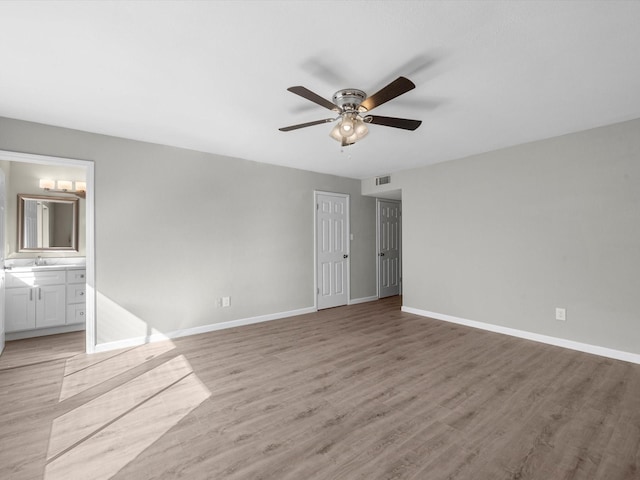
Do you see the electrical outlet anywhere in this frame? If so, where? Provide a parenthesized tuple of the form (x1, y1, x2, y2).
(222, 296, 231, 307)
(555, 307, 566, 321)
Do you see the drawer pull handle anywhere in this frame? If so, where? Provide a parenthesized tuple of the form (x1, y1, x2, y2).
(80, 291, 85, 296)
(80, 275, 85, 279)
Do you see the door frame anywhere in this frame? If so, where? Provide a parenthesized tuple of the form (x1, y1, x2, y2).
(314, 190, 350, 309)
(0, 150, 96, 353)
(376, 198, 402, 298)
(0, 168, 4, 355)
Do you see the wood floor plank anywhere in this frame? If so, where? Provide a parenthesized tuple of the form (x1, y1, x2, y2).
(1, 296, 639, 480)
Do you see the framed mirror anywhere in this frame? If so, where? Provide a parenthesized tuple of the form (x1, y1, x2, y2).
(17, 194, 79, 252)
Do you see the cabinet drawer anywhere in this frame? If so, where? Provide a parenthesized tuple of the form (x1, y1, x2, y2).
(6, 270, 66, 288)
(67, 269, 86, 284)
(67, 284, 86, 304)
(66, 304, 86, 324)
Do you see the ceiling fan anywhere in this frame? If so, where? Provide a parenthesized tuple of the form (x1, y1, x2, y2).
(279, 76, 422, 147)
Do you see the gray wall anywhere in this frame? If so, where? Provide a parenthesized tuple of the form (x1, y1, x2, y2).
(367, 118, 640, 355)
(0, 117, 377, 345)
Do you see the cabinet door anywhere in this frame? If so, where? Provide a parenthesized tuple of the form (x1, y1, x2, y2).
(6, 287, 36, 332)
(35, 285, 66, 328)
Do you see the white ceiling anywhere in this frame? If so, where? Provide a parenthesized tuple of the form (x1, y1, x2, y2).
(2, 1, 640, 179)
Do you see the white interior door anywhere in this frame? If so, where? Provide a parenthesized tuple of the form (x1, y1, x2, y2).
(378, 199, 401, 298)
(316, 192, 349, 309)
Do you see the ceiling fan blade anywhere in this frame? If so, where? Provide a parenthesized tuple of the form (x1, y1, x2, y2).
(359, 77, 416, 112)
(366, 115, 422, 131)
(279, 118, 335, 132)
(287, 86, 341, 112)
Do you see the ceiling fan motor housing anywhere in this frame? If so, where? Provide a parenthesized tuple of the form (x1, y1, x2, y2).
(332, 89, 366, 112)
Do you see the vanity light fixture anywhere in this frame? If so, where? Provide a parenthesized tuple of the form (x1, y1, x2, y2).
(56, 180, 73, 191)
(39, 179, 86, 198)
(39, 179, 55, 190)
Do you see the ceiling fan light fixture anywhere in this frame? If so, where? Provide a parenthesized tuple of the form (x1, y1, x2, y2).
(354, 117, 369, 139)
(282, 77, 420, 145)
(329, 123, 343, 142)
(338, 114, 355, 136)
(330, 114, 369, 145)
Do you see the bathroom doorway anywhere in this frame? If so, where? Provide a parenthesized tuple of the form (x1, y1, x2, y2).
(0, 150, 95, 353)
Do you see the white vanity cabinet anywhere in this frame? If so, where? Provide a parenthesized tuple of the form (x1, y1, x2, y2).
(5, 270, 67, 331)
(5, 267, 86, 335)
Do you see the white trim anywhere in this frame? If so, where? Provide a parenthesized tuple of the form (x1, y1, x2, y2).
(94, 306, 317, 353)
(0, 150, 90, 167)
(375, 199, 380, 298)
(313, 192, 318, 310)
(0, 150, 96, 353)
(84, 162, 96, 353)
(0, 169, 5, 356)
(6, 324, 85, 341)
(402, 306, 640, 365)
(348, 296, 378, 305)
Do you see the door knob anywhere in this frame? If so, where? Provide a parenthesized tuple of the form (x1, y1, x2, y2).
(343, 254, 349, 258)
(379, 252, 385, 256)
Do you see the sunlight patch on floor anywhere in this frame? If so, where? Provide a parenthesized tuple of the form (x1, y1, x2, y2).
(45, 353, 210, 480)
(58, 340, 175, 401)
(47, 354, 194, 460)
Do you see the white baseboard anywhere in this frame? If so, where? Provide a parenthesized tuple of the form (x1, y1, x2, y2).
(94, 306, 317, 353)
(6, 323, 85, 341)
(349, 296, 378, 305)
(402, 306, 640, 365)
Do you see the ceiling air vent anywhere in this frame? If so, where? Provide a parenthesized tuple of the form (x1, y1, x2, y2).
(375, 175, 391, 186)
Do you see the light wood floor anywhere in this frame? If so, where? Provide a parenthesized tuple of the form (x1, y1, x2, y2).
(1, 296, 639, 480)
